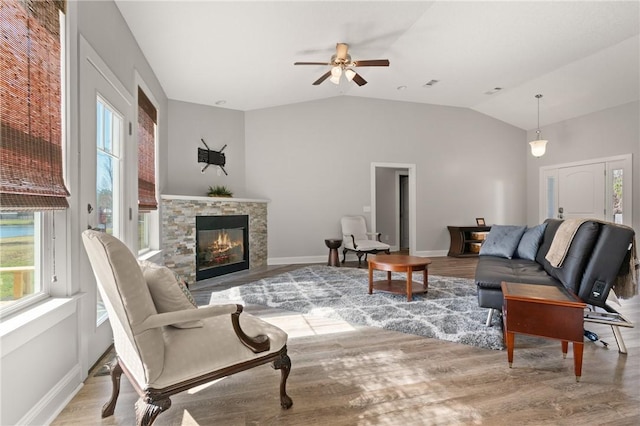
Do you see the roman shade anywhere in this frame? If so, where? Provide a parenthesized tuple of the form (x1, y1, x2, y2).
(137, 88, 157, 211)
(0, 0, 69, 211)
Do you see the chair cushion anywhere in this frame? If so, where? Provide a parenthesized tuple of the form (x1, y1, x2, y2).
(153, 312, 288, 389)
(139, 260, 203, 329)
(344, 239, 390, 251)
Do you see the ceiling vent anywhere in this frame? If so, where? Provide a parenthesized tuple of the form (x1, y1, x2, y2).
(423, 79, 440, 88)
(484, 87, 503, 95)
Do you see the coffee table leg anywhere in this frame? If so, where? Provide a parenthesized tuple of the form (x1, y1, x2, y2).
(561, 341, 568, 359)
(406, 267, 412, 302)
(386, 271, 391, 283)
(368, 264, 374, 295)
(423, 267, 428, 292)
(573, 342, 583, 382)
(506, 331, 515, 367)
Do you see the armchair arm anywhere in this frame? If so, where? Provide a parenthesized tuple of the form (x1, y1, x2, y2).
(232, 305, 270, 353)
(133, 304, 271, 354)
(343, 233, 358, 249)
(365, 232, 383, 242)
(133, 303, 239, 334)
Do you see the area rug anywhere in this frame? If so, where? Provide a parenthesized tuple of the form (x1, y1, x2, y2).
(207, 265, 505, 350)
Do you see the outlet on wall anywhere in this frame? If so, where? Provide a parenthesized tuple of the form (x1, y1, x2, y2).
(384, 234, 389, 241)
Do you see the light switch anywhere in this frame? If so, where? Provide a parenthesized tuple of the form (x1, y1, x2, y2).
(363, 206, 371, 212)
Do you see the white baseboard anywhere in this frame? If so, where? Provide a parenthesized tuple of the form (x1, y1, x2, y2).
(19, 363, 83, 426)
(413, 250, 449, 257)
(268, 255, 326, 265)
(267, 247, 443, 266)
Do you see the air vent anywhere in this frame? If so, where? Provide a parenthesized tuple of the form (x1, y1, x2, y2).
(484, 87, 503, 95)
(423, 79, 440, 88)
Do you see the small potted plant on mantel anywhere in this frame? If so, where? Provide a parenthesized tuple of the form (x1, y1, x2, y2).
(207, 185, 233, 198)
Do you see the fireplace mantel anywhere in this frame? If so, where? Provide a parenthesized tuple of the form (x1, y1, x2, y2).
(161, 195, 268, 283)
(162, 194, 270, 204)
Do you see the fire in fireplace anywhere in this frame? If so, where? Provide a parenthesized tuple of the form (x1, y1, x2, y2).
(196, 215, 249, 280)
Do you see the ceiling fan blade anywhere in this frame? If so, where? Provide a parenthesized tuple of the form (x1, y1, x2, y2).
(294, 61, 331, 66)
(312, 70, 332, 85)
(352, 73, 367, 86)
(336, 43, 349, 60)
(352, 59, 390, 67)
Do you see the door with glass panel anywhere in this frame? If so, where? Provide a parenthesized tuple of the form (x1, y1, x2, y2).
(79, 39, 133, 375)
(539, 155, 632, 227)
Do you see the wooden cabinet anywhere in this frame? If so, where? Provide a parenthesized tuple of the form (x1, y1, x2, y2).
(447, 226, 491, 257)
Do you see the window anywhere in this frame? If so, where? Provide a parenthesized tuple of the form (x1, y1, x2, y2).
(0, 0, 67, 313)
(96, 96, 122, 236)
(137, 88, 158, 254)
(612, 168, 623, 224)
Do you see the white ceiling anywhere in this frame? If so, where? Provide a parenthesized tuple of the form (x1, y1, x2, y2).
(114, 1, 640, 130)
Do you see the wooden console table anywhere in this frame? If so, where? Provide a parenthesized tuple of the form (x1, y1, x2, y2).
(501, 282, 586, 381)
(447, 226, 491, 257)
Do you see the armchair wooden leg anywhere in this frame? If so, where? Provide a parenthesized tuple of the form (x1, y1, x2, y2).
(273, 351, 293, 409)
(357, 252, 364, 267)
(342, 248, 347, 264)
(135, 396, 171, 426)
(102, 358, 123, 418)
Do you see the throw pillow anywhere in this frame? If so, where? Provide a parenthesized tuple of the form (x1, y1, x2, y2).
(516, 223, 548, 261)
(479, 225, 527, 259)
(138, 260, 203, 329)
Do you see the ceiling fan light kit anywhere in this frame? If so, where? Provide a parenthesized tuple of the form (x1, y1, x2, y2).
(529, 94, 548, 158)
(295, 42, 389, 87)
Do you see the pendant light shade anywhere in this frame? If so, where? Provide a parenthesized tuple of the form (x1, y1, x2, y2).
(530, 94, 547, 157)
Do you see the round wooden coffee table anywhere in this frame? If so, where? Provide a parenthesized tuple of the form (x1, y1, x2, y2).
(367, 254, 432, 302)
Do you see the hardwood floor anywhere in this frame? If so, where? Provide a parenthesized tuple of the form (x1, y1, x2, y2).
(52, 256, 640, 425)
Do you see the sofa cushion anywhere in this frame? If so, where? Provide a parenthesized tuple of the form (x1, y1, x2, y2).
(516, 223, 547, 261)
(475, 256, 559, 290)
(139, 260, 203, 329)
(479, 225, 526, 259)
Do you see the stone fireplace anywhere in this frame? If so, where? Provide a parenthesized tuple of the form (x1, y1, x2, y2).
(161, 195, 268, 283)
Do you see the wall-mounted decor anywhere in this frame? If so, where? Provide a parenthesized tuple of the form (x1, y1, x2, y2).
(476, 218, 486, 226)
(198, 138, 228, 175)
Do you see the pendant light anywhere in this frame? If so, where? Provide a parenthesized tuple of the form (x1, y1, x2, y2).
(529, 94, 548, 157)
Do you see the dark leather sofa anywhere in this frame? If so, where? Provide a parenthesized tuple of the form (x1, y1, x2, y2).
(475, 219, 635, 351)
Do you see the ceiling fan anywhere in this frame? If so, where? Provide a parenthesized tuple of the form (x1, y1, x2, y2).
(294, 43, 390, 86)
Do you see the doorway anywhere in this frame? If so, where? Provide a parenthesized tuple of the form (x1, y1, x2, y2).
(398, 173, 409, 250)
(371, 163, 416, 255)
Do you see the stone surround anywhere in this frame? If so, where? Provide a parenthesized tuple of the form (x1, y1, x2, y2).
(161, 194, 268, 283)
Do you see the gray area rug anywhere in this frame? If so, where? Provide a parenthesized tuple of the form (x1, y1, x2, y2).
(207, 265, 505, 351)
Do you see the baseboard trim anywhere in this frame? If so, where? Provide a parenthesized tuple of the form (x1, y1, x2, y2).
(18, 363, 83, 426)
(267, 248, 444, 266)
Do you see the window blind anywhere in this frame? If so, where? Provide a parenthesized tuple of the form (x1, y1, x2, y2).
(0, 0, 69, 211)
(137, 87, 157, 211)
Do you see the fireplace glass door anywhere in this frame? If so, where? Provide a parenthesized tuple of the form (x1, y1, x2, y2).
(196, 215, 249, 280)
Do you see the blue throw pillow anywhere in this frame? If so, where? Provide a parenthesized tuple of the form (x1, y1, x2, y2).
(516, 223, 548, 261)
(479, 225, 527, 259)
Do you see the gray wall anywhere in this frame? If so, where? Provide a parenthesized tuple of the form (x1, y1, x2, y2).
(244, 96, 526, 260)
(166, 100, 245, 197)
(1, 1, 169, 424)
(526, 101, 640, 232)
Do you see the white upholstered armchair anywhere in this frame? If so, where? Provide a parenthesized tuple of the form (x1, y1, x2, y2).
(341, 215, 391, 267)
(81, 230, 292, 426)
